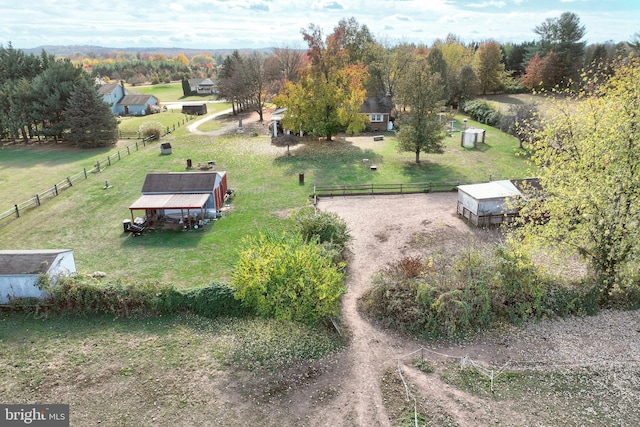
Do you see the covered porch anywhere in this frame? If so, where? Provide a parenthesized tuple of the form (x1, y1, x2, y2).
(128, 193, 210, 230)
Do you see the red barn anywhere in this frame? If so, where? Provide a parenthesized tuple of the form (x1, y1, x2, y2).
(129, 172, 228, 227)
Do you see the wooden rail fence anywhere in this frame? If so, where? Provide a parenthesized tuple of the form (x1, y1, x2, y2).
(0, 135, 159, 225)
(313, 181, 465, 197)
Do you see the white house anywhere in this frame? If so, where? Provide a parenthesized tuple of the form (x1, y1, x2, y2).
(188, 78, 217, 95)
(0, 249, 76, 303)
(98, 81, 127, 114)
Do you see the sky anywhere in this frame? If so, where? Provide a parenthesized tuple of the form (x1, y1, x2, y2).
(1, 0, 638, 51)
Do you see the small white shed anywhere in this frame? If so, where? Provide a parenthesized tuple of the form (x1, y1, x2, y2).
(457, 180, 522, 226)
(461, 128, 486, 148)
(0, 249, 76, 303)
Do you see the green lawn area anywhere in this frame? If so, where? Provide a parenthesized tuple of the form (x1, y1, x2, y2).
(129, 82, 217, 102)
(0, 114, 532, 286)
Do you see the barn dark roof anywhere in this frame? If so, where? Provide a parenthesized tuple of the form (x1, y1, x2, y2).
(359, 97, 393, 114)
(118, 94, 156, 105)
(189, 78, 215, 87)
(0, 250, 71, 275)
(97, 83, 120, 95)
(141, 172, 223, 194)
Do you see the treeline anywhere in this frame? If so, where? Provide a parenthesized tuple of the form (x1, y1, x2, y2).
(84, 52, 220, 85)
(0, 43, 118, 146)
(91, 59, 190, 85)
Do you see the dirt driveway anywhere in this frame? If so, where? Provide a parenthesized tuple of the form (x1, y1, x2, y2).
(300, 192, 640, 426)
(308, 193, 495, 426)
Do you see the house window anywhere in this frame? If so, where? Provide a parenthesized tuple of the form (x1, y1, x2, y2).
(369, 113, 383, 122)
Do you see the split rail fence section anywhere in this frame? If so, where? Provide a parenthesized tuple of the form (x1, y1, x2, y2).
(0, 136, 160, 225)
(0, 115, 200, 226)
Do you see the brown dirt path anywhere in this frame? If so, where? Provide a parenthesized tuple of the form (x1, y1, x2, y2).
(306, 193, 474, 426)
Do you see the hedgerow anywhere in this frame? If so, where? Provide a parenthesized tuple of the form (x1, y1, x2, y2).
(33, 278, 249, 318)
(361, 244, 600, 339)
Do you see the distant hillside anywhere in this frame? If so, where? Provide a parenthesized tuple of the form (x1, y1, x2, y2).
(21, 45, 274, 58)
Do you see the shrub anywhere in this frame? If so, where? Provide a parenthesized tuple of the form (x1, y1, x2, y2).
(182, 282, 249, 318)
(231, 232, 346, 325)
(138, 121, 162, 139)
(361, 245, 603, 339)
(289, 206, 351, 253)
(462, 100, 503, 126)
(491, 247, 548, 324)
(43, 277, 246, 318)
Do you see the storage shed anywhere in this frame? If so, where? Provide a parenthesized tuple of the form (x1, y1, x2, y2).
(182, 103, 208, 115)
(461, 128, 486, 148)
(129, 171, 228, 227)
(457, 179, 539, 226)
(0, 249, 76, 303)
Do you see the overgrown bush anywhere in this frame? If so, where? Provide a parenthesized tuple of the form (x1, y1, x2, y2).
(361, 245, 604, 339)
(231, 231, 346, 325)
(138, 121, 162, 139)
(42, 277, 246, 318)
(462, 100, 503, 126)
(289, 206, 351, 253)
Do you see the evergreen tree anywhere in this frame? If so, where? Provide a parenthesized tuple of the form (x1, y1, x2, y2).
(64, 79, 118, 148)
(531, 12, 586, 82)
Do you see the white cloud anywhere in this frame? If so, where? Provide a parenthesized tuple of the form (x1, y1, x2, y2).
(0, 0, 637, 49)
(468, 1, 507, 8)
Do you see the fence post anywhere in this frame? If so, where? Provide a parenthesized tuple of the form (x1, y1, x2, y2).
(127, 146, 130, 155)
(118, 152, 121, 161)
(67, 176, 72, 187)
(96, 161, 100, 172)
(84, 168, 87, 179)
(108, 156, 111, 167)
(135, 141, 139, 151)
(15, 204, 19, 218)
(36, 195, 40, 206)
(54, 184, 58, 196)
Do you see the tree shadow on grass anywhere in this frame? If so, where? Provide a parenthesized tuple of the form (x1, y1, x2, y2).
(273, 140, 382, 185)
(463, 141, 492, 153)
(120, 226, 207, 249)
(399, 160, 463, 185)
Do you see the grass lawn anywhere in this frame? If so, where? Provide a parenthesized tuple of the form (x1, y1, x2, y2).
(0, 112, 532, 286)
(129, 82, 216, 102)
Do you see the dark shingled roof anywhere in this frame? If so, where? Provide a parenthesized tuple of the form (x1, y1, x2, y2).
(118, 94, 157, 105)
(141, 172, 221, 194)
(97, 83, 120, 95)
(0, 250, 71, 275)
(359, 97, 393, 114)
